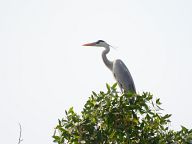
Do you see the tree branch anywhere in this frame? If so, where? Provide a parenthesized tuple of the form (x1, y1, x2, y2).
(17, 123, 23, 144)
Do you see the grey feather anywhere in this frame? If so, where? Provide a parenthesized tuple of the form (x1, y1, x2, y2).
(113, 59, 136, 93)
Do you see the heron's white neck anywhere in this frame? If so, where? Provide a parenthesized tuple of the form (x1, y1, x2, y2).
(102, 46, 113, 71)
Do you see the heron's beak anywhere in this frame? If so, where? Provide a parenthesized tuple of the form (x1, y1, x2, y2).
(82, 42, 96, 46)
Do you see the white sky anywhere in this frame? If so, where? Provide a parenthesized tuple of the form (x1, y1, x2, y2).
(0, 0, 192, 143)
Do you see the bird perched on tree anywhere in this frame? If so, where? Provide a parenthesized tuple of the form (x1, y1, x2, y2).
(83, 40, 136, 94)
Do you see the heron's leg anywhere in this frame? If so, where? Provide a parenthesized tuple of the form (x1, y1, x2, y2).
(117, 81, 124, 94)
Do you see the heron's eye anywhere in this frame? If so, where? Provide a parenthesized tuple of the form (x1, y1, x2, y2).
(96, 40, 105, 44)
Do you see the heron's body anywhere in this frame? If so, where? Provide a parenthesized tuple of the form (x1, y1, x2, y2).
(113, 59, 136, 93)
(83, 40, 136, 93)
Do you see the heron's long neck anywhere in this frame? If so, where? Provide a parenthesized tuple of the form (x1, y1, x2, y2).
(102, 46, 113, 71)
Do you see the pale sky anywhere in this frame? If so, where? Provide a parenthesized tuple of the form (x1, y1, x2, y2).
(0, 0, 192, 143)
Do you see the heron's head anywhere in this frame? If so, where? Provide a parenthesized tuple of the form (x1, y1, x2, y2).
(82, 40, 109, 47)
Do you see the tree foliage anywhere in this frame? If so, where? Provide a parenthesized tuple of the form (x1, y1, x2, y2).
(53, 83, 192, 144)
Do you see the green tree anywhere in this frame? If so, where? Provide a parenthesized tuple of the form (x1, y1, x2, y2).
(53, 83, 192, 144)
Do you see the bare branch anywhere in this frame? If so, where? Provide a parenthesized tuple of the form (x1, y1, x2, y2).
(17, 123, 23, 144)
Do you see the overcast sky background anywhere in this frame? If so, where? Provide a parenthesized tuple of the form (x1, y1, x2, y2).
(0, 0, 192, 143)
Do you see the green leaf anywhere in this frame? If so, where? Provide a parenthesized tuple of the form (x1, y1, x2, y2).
(156, 98, 162, 105)
(68, 107, 74, 114)
(112, 83, 118, 89)
(92, 91, 97, 97)
(163, 114, 172, 120)
(181, 125, 188, 133)
(106, 83, 111, 92)
(53, 136, 60, 142)
(146, 94, 153, 101)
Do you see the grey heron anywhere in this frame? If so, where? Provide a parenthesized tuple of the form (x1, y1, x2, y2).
(83, 40, 136, 93)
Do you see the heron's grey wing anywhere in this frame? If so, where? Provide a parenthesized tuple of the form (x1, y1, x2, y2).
(113, 59, 136, 93)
